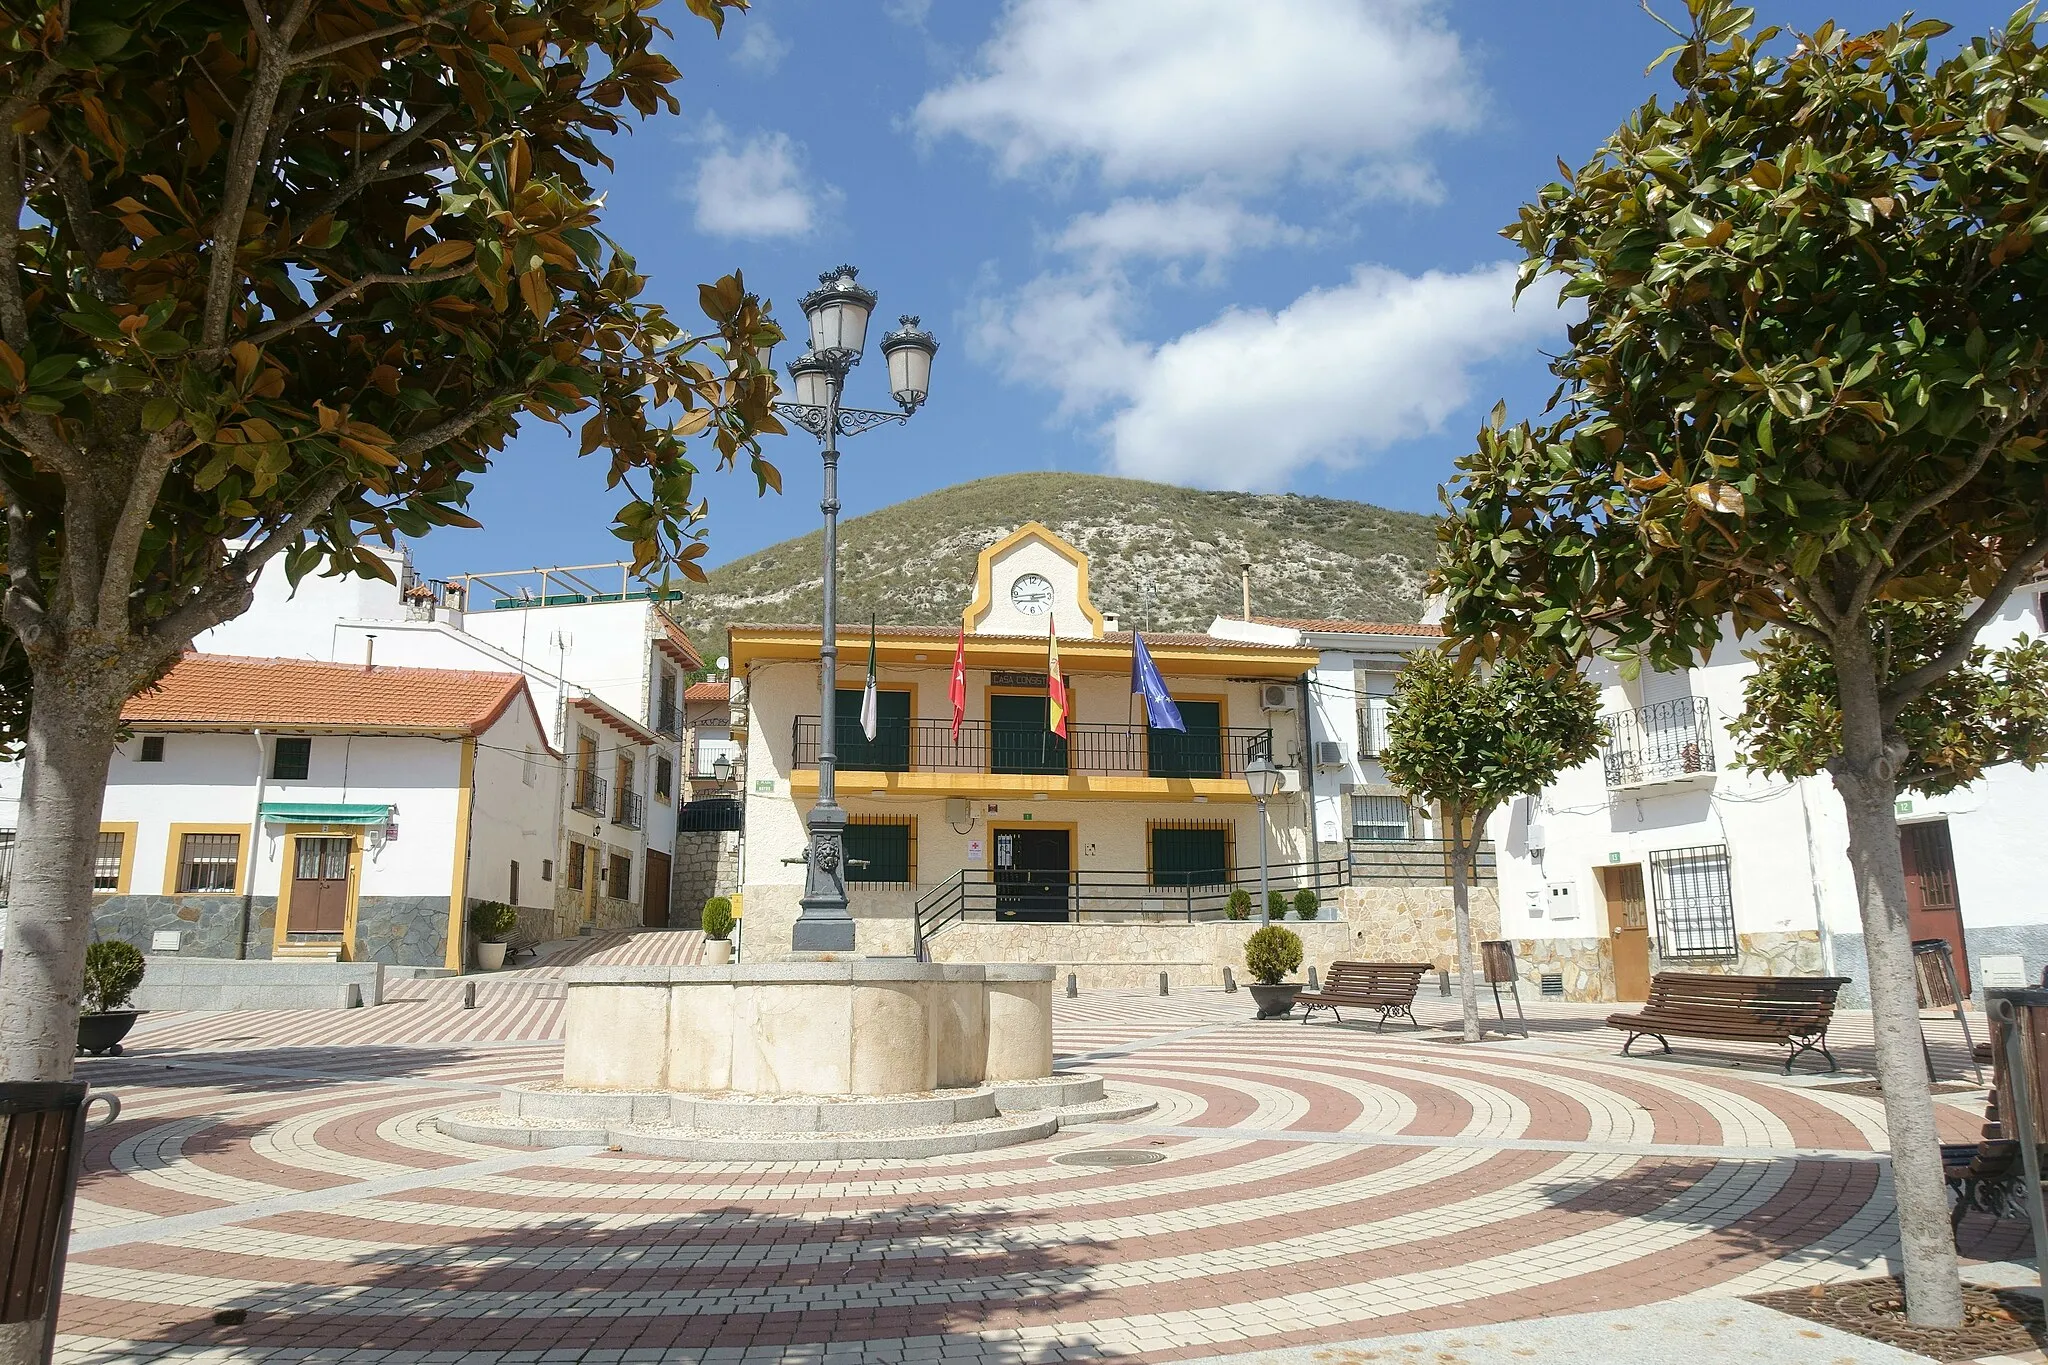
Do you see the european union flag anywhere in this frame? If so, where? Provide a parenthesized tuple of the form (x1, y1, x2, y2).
(1130, 632, 1185, 732)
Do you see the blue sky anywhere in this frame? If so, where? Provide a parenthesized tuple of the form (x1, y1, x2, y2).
(416, 0, 2017, 583)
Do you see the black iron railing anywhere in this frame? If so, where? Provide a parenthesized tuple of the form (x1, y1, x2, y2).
(570, 770, 608, 817)
(653, 702, 681, 739)
(1602, 696, 1715, 788)
(912, 859, 1350, 959)
(792, 716, 1274, 780)
(614, 789, 644, 830)
(1347, 838, 1497, 885)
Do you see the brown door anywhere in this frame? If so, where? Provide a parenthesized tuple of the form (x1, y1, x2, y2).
(288, 836, 351, 934)
(1602, 864, 1651, 1001)
(1902, 820, 1969, 994)
(643, 849, 672, 929)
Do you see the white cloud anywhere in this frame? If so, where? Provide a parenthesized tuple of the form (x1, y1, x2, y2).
(686, 120, 836, 239)
(731, 19, 788, 74)
(1055, 193, 1312, 273)
(914, 0, 1478, 193)
(975, 263, 1566, 490)
(884, 0, 931, 26)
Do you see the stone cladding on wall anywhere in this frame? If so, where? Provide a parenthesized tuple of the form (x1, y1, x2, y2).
(671, 830, 741, 929)
(1337, 885, 1503, 971)
(90, 895, 276, 960)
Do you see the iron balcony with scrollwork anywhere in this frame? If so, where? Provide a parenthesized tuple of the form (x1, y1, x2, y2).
(1601, 696, 1717, 789)
(570, 770, 608, 817)
(613, 788, 645, 831)
(791, 716, 1275, 782)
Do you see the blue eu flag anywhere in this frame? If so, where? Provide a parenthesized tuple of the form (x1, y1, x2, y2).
(1131, 632, 1186, 732)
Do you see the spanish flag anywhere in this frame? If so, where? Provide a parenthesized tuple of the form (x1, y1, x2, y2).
(1046, 619, 1068, 738)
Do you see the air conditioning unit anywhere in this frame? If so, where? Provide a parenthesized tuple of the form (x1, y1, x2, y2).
(1260, 684, 1295, 712)
(1313, 740, 1345, 769)
(1278, 768, 1304, 793)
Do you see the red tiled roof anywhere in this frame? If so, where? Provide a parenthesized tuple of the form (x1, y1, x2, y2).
(683, 681, 730, 703)
(123, 654, 530, 734)
(1252, 617, 1442, 637)
(570, 693, 658, 745)
(655, 614, 703, 670)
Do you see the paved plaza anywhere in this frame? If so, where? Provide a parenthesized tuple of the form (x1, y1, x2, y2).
(49, 931, 2040, 1363)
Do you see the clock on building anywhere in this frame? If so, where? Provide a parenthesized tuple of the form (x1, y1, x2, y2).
(1009, 573, 1055, 615)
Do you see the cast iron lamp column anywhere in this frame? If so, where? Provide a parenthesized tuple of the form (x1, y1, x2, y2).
(1243, 742, 1281, 927)
(771, 265, 938, 952)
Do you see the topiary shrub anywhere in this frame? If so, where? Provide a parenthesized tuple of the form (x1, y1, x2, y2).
(1293, 888, 1319, 921)
(1268, 889, 1287, 919)
(83, 940, 146, 1014)
(468, 901, 518, 943)
(1244, 925, 1303, 986)
(702, 896, 735, 941)
(1225, 888, 1252, 920)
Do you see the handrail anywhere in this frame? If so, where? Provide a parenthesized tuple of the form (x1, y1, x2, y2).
(1347, 838, 1497, 885)
(793, 716, 1274, 780)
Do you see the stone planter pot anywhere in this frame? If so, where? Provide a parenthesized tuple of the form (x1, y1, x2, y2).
(476, 941, 508, 971)
(77, 1010, 143, 1056)
(705, 938, 733, 966)
(1247, 983, 1301, 1020)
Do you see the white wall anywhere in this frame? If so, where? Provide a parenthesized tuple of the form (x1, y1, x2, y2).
(467, 700, 562, 910)
(194, 545, 409, 660)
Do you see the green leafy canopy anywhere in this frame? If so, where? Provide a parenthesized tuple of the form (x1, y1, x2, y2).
(1377, 652, 1606, 820)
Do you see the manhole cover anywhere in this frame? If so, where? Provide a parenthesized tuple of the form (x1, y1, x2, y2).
(1050, 1149, 1166, 1168)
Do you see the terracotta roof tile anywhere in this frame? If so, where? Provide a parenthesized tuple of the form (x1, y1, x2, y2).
(1252, 617, 1442, 637)
(655, 614, 703, 669)
(122, 654, 529, 733)
(727, 623, 1315, 652)
(683, 681, 730, 703)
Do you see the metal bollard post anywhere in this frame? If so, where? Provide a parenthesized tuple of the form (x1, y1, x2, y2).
(1439, 968, 1453, 997)
(1066, 972, 1078, 998)
(1307, 965, 1320, 991)
(463, 981, 477, 1010)
(1223, 967, 1236, 993)
(1159, 972, 1169, 997)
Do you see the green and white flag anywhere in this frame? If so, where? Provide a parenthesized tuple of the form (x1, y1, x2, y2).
(859, 616, 879, 741)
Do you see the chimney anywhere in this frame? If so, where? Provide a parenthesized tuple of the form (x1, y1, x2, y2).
(1239, 560, 1253, 622)
(364, 633, 377, 672)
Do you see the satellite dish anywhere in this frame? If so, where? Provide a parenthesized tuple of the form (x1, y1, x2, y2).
(716, 655, 730, 672)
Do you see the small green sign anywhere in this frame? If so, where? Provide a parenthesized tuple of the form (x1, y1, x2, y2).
(1608, 851, 1621, 864)
(1896, 799, 1913, 815)
(1022, 812, 1034, 821)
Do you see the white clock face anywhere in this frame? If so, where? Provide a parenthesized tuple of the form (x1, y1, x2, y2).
(1010, 573, 1055, 616)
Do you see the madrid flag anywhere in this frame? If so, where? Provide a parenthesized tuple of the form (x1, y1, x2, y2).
(1047, 620, 1068, 738)
(948, 627, 968, 740)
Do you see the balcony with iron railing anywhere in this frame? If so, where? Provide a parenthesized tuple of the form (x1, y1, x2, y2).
(653, 702, 681, 739)
(570, 770, 609, 817)
(614, 788, 645, 830)
(1601, 696, 1716, 789)
(791, 717, 1275, 781)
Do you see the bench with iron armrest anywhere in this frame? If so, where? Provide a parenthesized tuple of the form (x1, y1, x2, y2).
(1943, 1087, 2025, 1232)
(1605, 972, 1851, 1073)
(1296, 961, 1434, 1031)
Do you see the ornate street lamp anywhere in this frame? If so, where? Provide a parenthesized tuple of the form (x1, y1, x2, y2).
(1243, 740, 1282, 926)
(772, 266, 938, 952)
(711, 752, 733, 785)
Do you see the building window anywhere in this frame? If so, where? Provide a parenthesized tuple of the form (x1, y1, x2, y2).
(92, 831, 125, 892)
(1358, 695, 1393, 758)
(509, 860, 521, 906)
(1350, 795, 1413, 842)
(0, 830, 13, 906)
(845, 818, 914, 885)
(541, 858, 554, 883)
(608, 852, 632, 899)
(565, 843, 587, 891)
(655, 755, 674, 802)
(1149, 821, 1231, 887)
(1148, 700, 1222, 779)
(271, 736, 312, 781)
(835, 688, 913, 772)
(1649, 844, 1738, 959)
(138, 736, 165, 763)
(177, 833, 241, 893)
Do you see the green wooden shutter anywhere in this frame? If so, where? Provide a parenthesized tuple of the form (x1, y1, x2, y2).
(1149, 700, 1222, 778)
(1151, 826, 1228, 886)
(845, 821, 912, 883)
(835, 688, 911, 771)
(989, 693, 1067, 775)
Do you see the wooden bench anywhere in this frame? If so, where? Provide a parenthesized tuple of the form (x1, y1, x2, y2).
(1296, 960, 1434, 1030)
(1605, 972, 1851, 1073)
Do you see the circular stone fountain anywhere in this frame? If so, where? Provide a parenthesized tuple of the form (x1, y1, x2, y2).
(441, 961, 1153, 1158)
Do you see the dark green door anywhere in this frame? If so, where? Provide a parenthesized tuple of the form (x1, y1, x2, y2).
(990, 693, 1067, 775)
(994, 828, 1070, 922)
(835, 688, 911, 771)
(1149, 700, 1223, 778)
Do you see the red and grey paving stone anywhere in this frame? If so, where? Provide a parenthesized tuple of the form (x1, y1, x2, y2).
(49, 932, 2037, 1363)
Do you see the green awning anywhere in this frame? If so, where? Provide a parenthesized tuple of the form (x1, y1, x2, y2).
(259, 802, 391, 826)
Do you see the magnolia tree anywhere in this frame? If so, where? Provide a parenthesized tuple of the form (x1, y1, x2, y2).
(0, 0, 787, 1115)
(1377, 652, 1604, 1041)
(1437, 1, 2048, 1325)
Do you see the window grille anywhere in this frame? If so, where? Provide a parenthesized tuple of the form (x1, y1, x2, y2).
(177, 833, 241, 894)
(1350, 794, 1412, 841)
(845, 818, 914, 885)
(565, 843, 586, 891)
(1649, 844, 1738, 959)
(271, 736, 312, 781)
(655, 756, 674, 800)
(1357, 696, 1393, 757)
(138, 735, 164, 763)
(509, 860, 521, 906)
(1149, 820, 1232, 886)
(608, 853, 632, 899)
(92, 831, 125, 892)
(0, 830, 13, 906)
(542, 859, 554, 883)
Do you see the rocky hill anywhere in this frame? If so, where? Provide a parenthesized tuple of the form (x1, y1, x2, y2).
(668, 472, 1438, 649)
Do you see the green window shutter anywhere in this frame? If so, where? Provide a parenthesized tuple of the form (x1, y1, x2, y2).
(989, 693, 1067, 775)
(1149, 700, 1222, 779)
(1151, 826, 1228, 886)
(845, 821, 912, 883)
(834, 688, 911, 771)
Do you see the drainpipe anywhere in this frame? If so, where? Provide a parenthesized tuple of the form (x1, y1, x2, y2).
(240, 728, 267, 959)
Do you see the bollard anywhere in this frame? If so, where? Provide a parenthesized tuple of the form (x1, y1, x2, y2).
(1159, 972, 1170, 996)
(1439, 968, 1453, 997)
(1307, 964, 1320, 991)
(1066, 972, 1078, 998)
(342, 983, 363, 1009)
(1223, 967, 1237, 993)
(463, 981, 477, 1010)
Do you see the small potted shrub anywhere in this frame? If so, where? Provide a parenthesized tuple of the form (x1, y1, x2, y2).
(1293, 888, 1320, 921)
(1244, 925, 1305, 1019)
(469, 901, 518, 970)
(77, 940, 147, 1056)
(1225, 888, 1252, 921)
(1267, 889, 1287, 920)
(702, 896, 735, 964)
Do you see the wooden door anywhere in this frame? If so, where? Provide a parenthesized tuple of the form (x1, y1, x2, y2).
(642, 849, 672, 929)
(1601, 864, 1650, 1001)
(289, 836, 351, 934)
(1902, 820, 1969, 994)
(993, 828, 1071, 922)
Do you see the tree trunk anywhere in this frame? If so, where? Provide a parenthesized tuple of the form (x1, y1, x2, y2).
(1829, 631, 1963, 1328)
(1449, 805, 1483, 1043)
(0, 665, 126, 1084)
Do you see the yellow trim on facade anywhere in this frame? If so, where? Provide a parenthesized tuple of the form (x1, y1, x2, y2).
(271, 826, 365, 960)
(444, 737, 477, 972)
(96, 822, 138, 896)
(960, 521, 1108, 638)
(790, 769, 1259, 802)
(163, 823, 252, 897)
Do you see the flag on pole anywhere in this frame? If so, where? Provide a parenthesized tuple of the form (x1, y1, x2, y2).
(859, 616, 879, 741)
(1047, 619, 1068, 738)
(949, 627, 968, 740)
(1130, 631, 1185, 731)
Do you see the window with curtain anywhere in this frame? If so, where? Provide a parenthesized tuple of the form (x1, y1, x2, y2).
(92, 831, 125, 892)
(177, 833, 241, 893)
(1350, 795, 1412, 841)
